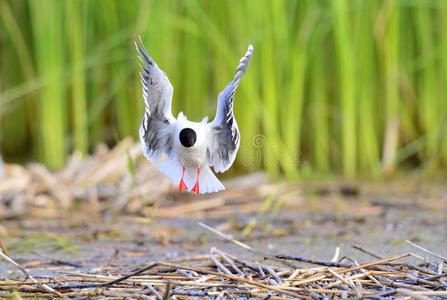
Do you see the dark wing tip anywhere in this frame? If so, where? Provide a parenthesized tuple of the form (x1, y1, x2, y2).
(233, 44, 254, 82)
(247, 44, 254, 54)
(135, 37, 154, 67)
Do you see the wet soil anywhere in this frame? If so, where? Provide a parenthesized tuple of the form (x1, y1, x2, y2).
(1, 178, 446, 279)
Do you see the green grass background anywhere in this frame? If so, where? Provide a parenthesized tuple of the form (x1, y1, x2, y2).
(1, 0, 446, 178)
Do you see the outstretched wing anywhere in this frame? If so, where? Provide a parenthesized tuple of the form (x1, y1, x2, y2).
(207, 45, 254, 173)
(136, 38, 175, 162)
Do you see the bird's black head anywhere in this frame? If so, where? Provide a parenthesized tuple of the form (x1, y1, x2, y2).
(179, 128, 197, 148)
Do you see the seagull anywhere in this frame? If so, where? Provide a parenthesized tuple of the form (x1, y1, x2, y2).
(136, 39, 254, 194)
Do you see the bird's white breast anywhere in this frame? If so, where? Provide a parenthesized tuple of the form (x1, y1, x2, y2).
(173, 117, 209, 168)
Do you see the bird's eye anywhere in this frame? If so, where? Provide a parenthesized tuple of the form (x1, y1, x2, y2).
(179, 128, 197, 148)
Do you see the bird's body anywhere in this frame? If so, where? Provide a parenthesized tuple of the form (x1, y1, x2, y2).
(136, 39, 254, 194)
(174, 117, 208, 167)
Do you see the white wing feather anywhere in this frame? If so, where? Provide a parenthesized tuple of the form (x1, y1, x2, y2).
(136, 38, 175, 162)
(207, 45, 254, 172)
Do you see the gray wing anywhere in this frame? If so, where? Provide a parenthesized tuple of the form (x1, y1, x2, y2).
(136, 38, 175, 162)
(207, 45, 254, 173)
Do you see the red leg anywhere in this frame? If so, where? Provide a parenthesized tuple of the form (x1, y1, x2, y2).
(191, 168, 200, 194)
(178, 166, 187, 192)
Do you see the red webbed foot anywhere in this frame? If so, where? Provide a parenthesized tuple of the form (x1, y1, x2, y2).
(191, 168, 200, 195)
(178, 179, 187, 192)
(191, 181, 200, 194)
(178, 166, 187, 193)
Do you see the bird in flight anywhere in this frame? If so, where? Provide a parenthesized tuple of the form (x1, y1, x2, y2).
(136, 39, 254, 194)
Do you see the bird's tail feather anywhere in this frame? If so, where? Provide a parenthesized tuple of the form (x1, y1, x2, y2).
(199, 166, 225, 194)
(156, 158, 224, 194)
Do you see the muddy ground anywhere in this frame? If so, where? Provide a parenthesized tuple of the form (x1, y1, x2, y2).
(1, 175, 446, 281)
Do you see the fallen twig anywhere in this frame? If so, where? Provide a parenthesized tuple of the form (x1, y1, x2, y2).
(406, 240, 447, 263)
(0, 244, 445, 299)
(0, 250, 66, 298)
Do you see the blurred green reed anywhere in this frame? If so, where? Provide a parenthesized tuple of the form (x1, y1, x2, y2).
(1, 0, 446, 178)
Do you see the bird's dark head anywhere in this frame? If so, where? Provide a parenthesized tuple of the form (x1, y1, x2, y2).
(179, 128, 197, 148)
